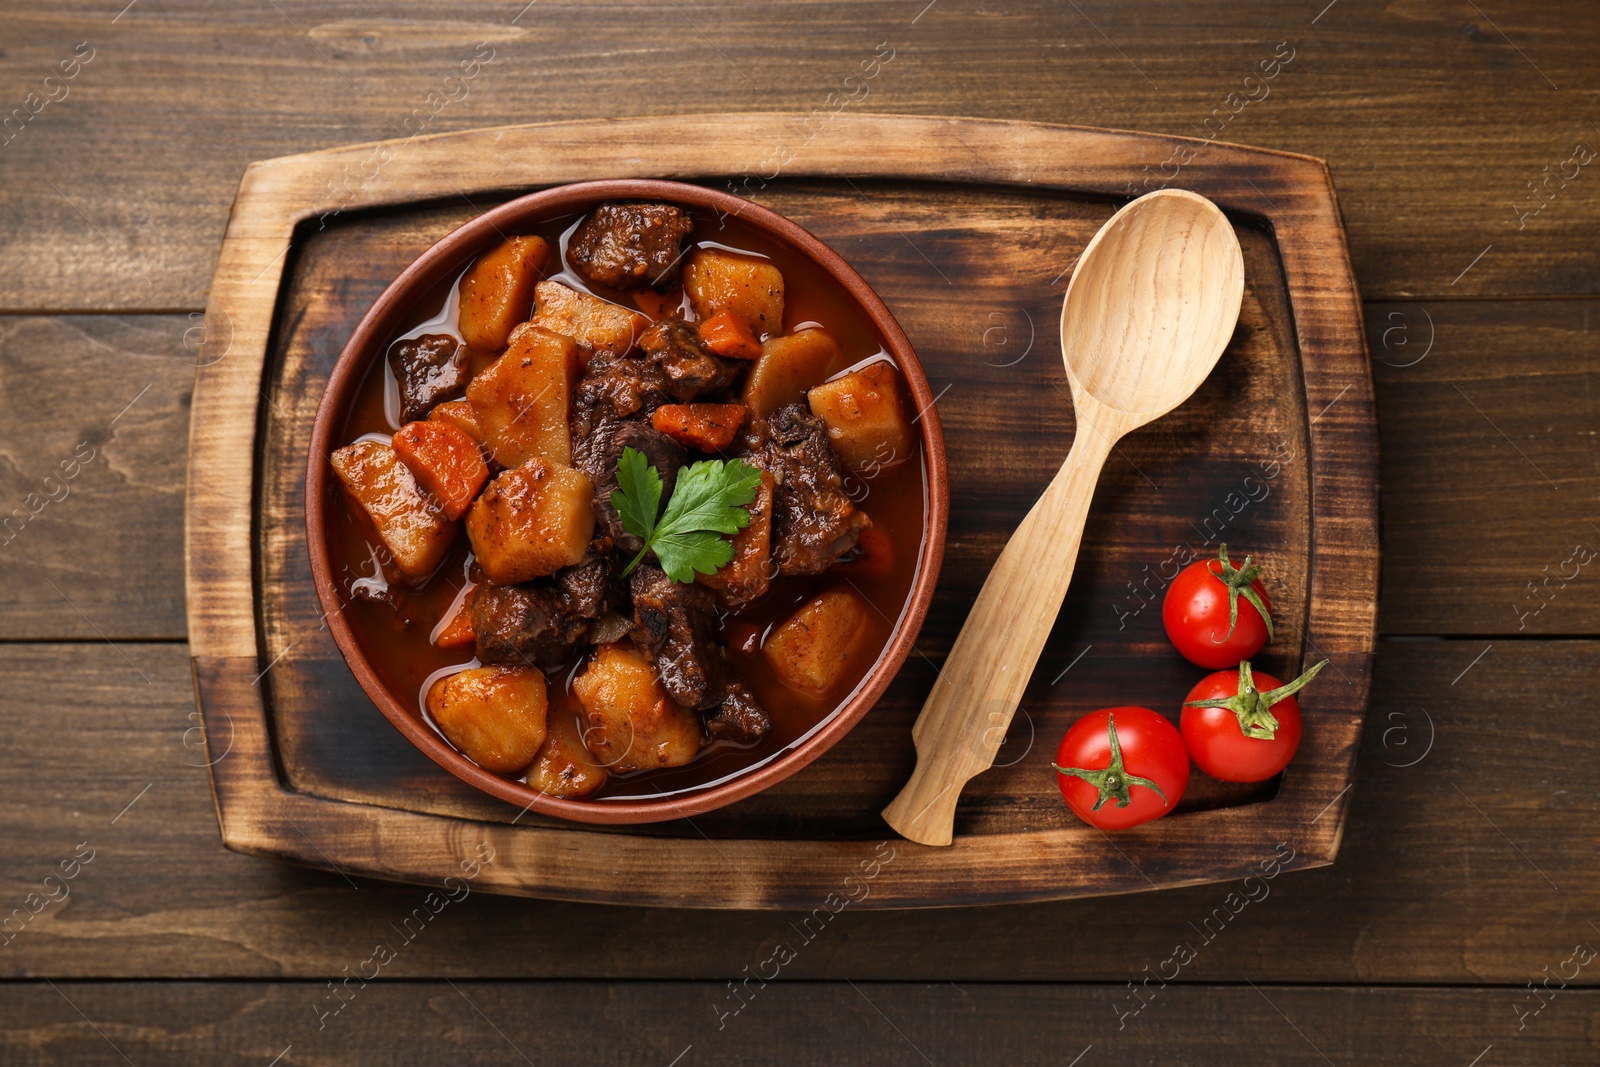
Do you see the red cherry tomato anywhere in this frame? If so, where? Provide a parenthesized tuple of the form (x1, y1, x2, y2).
(1180, 660, 1326, 782)
(1053, 706, 1190, 830)
(1163, 544, 1274, 669)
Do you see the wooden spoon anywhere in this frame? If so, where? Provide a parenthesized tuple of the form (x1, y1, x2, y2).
(881, 188, 1245, 846)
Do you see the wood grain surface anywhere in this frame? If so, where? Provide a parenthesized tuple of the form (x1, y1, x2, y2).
(3, 2, 1598, 305)
(2, 0, 1596, 1060)
(1, 982, 1589, 1066)
(0, 316, 192, 638)
(1370, 298, 1600, 635)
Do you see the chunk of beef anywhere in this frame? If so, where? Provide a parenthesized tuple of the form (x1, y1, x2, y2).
(388, 333, 467, 423)
(747, 403, 872, 576)
(551, 546, 617, 621)
(638, 318, 744, 403)
(570, 414, 620, 489)
(568, 202, 695, 290)
(571, 349, 671, 442)
(705, 681, 770, 746)
(347, 568, 407, 616)
(471, 582, 588, 670)
(574, 419, 687, 554)
(470, 545, 612, 669)
(629, 564, 725, 711)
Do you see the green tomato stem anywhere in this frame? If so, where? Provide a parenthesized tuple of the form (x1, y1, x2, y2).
(1184, 659, 1327, 740)
(1052, 711, 1170, 811)
(1212, 542, 1275, 643)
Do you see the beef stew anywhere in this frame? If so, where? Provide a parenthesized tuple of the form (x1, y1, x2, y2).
(324, 198, 929, 805)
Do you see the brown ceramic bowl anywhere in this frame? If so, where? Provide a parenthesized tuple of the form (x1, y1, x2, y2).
(306, 179, 948, 824)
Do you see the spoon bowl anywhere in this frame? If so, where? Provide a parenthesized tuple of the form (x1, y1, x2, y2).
(882, 189, 1245, 846)
(1063, 189, 1244, 416)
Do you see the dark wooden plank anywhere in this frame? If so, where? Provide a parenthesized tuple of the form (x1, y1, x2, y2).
(1, 639, 1596, 982)
(0, 981, 1592, 1065)
(0, 315, 191, 639)
(1372, 299, 1600, 635)
(2, 2, 1597, 309)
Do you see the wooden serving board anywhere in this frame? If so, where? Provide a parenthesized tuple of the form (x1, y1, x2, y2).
(187, 113, 1376, 909)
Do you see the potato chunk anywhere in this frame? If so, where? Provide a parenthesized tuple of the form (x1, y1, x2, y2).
(743, 328, 842, 419)
(698, 469, 773, 606)
(329, 439, 455, 582)
(466, 458, 594, 585)
(426, 666, 548, 774)
(573, 643, 701, 773)
(528, 280, 647, 356)
(764, 588, 869, 695)
(526, 705, 608, 798)
(806, 360, 914, 472)
(392, 420, 488, 521)
(466, 325, 576, 468)
(458, 235, 551, 351)
(683, 248, 784, 338)
(428, 398, 486, 448)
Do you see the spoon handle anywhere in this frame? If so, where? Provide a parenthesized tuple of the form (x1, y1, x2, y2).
(882, 407, 1123, 845)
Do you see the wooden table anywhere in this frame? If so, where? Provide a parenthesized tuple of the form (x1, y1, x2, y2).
(2, 3, 1595, 1062)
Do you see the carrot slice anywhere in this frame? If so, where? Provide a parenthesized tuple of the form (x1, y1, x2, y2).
(650, 403, 747, 452)
(433, 584, 477, 648)
(392, 420, 489, 521)
(697, 307, 763, 360)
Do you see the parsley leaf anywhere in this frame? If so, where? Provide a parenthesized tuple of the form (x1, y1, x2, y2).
(612, 448, 663, 546)
(613, 447, 764, 583)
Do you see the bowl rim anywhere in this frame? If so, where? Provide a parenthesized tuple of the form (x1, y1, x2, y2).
(304, 178, 949, 825)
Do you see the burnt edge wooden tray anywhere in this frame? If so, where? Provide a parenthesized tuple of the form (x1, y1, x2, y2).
(186, 113, 1377, 909)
